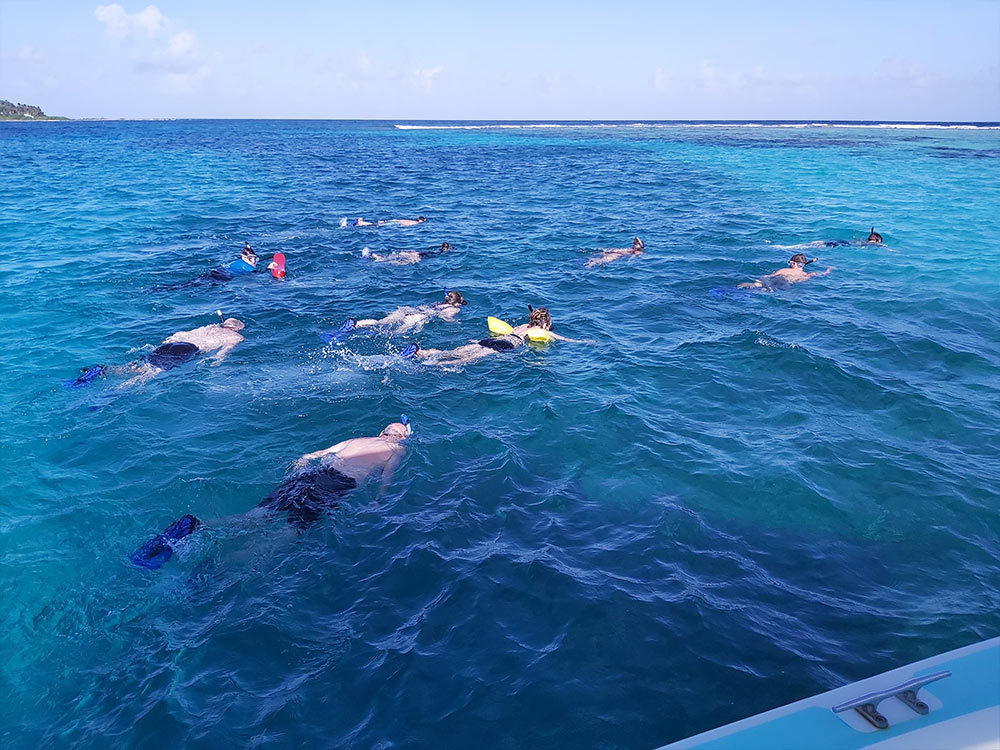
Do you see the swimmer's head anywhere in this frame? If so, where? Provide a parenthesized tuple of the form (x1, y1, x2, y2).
(633, 237, 645, 251)
(221, 318, 245, 331)
(441, 242, 453, 252)
(527, 304, 553, 330)
(789, 253, 816, 268)
(417, 216, 427, 223)
(444, 290, 467, 307)
(380, 421, 411, 441)
(867, 227, 883, 243)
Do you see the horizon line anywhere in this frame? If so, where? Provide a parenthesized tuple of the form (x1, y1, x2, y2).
(6, 117, 1000, 125)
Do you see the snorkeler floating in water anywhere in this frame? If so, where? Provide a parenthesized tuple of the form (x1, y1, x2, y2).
(130, 418, 413, 568)
(774, 228, 885, 250)
(738, 254, 834, 292)
(380, 216, 428, 227)
(404, 305, 588, 366)
(585, 237, 645, 268)
(340, 216, 428, 228)
(148, 242, 285, 291)
(65, 314, 246, 388)
(322, 290, 467, 342)
(361, 242, 454, 265)
(230, 242, 258, 274)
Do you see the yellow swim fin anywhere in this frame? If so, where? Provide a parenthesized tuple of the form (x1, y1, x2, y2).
(487, 316, 514, 335)
(525, 327, 551, 342)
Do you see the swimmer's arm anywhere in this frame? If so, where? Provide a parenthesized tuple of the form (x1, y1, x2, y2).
(294, 440, 349, 467)
(378, 453, 403, 498)
(548, 332, 590, 343)
(355, 319, 380, 328)
(209, 337, 243, 364)
(807, 266, 835, 279)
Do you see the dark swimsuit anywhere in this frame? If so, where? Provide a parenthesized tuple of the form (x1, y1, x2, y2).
(257, 465, 358, 529)
(147, 342, 200, 370)
(477, 333, 524, 352)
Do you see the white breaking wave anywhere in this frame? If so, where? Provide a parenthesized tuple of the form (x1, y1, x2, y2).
(394, 122, 1000, 131)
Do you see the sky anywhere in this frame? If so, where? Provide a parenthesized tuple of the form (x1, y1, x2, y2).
(1, 0, 998, 120)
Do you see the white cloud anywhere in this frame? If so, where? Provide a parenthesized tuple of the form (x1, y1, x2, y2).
(411, 66, 443, 92)
(95, 4, 165, 40)
(168, 31, 197, 57)
(94, 4, 209, 93)
(333, 52, 443, 94)
(2, 45, 43, 63)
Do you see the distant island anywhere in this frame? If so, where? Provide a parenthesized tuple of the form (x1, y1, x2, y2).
(0, 100, 68, 121)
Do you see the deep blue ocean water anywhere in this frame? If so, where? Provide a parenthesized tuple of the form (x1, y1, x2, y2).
(1, 120, 998, 749)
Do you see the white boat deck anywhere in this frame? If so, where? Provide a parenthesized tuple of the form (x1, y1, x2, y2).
(658, 637, 1000, 750)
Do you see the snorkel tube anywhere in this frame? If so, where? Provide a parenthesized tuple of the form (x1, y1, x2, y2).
(400, 414, 413, 437)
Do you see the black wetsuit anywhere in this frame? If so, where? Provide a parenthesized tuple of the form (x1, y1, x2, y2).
(418, 246, 451, 258)
(147, 342, 200, 370)
(148, 267, 234, 292)
(257, 465, 358, 529)
(757, 276, 791, 292)
(477, 333, 524, 352)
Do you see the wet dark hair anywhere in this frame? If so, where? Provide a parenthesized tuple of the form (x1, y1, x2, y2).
(440, 242, 453, 251)
(444, 290, 467, 306)
(789, 253, 812, 265)
(527, 304, 552, 330)
(417, 216, 427, 222)
(632, 237, 645, 251)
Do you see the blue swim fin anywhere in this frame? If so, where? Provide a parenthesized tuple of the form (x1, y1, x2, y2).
(320, 318, 357, 344)
(130, 514, 201, 569)
(398, 344, 419, 360)
(63, 365, 106, 388)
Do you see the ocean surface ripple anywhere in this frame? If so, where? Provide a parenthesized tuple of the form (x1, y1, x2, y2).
(1, 120, 998, 749)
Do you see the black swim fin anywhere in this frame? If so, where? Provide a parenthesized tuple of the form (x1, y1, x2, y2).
(130, 514, 201, 569)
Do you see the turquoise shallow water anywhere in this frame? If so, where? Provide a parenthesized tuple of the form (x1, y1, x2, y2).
(1, 120, 999, 748)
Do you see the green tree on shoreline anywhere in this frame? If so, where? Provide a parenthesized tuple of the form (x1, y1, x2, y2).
(0, 100, 68, 120)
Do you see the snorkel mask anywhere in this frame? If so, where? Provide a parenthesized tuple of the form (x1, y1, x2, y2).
(443, 288, 467, 306)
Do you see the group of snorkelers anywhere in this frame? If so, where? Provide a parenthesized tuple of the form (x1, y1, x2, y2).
(71, 224, 886, 387)
(69, 224, 884, 567)
(736, 227, 883, 292)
